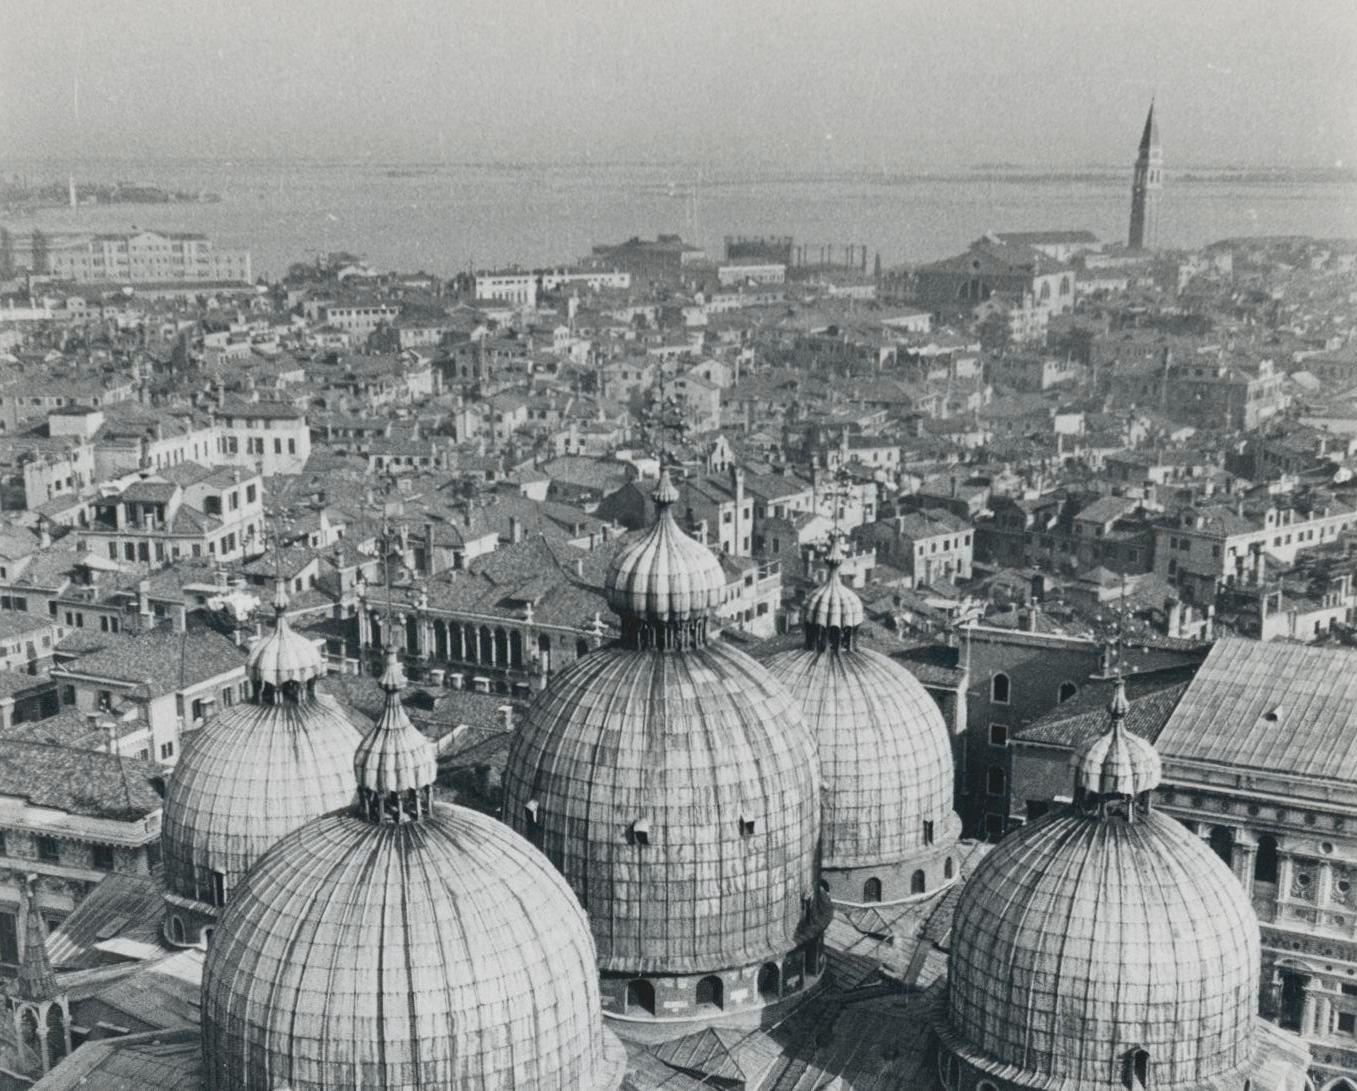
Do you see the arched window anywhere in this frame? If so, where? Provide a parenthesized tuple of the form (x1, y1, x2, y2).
(1039, 281, 1051, 301)
(19, 1007, 40, 1062)
(696, 975, 724, 1010)
(863, 877, 882, 903)
(1126, 1048, 1150, 1089)
(1208, 827, 1234, 869)
(1058, 681, 1078, 703)
(625, 978, 655, 1016)
(576, 638, 589, 659)
(1060, 275, 1071, 296)
(169, 915, 185, 945)
(46, 1004, 67, 1064)
(479, 626, 493, 663)
(757, 962, 780, 1001)
(944, 856, 954, 880)
(911, 870, 926, 895)
(1255, 834, 1279, 884)
(494, 627, 509, 666)
(991, 673, 1010, 704)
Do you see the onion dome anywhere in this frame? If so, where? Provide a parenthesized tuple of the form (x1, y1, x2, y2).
(504, 472, 828, 1023)
(762, 540, 958, 904)
(160, 580, 363, 935)
(201, 644, 623, 1091)
(246, 576, 326, 686)
(940, 679, 1261, 1090)
(604, 470, 726, 631)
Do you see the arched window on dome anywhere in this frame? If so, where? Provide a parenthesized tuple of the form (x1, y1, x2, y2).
(911, 870, 926, 895)
(169, 915, 185, 945)
(944, 856, 954, 880)
(18, 1007, 40, 1066)
(1058, 681, 1078, 704)
(210, 870, 226, 908)
(863, 877, 882, 903)
(1209, 827, 1234, 869)
(923, 820, 934, 845)
(757, 963, 780, 1001)
(990, 673, 1010, 704)
(1124, 1048, 1151, 1090)
(575, 638, 589, 660)
(625, 979, 655, 1016)
(1255, 834, 1279, 884)
(696, 975, 724, 1010)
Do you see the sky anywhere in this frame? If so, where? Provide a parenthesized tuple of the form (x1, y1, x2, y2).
(3, 0, 1356, 169)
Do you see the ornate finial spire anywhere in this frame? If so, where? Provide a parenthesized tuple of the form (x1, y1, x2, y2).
(354, 645, 436, 824)
(13, 875, 58, 1002)
(1073, 670, 1162, 815)
(653, 466, 680, 507)
(803, 530, 864, 653)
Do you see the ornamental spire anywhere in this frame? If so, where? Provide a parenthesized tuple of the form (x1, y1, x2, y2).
(803, 532, 863, 652)
(12, 875, 58, 1002)
(353, 645, 437, 824)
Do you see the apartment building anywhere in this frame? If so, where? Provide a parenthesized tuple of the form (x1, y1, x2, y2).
(46, 230, 251, 284)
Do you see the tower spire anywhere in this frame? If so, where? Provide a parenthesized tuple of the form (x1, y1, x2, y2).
(13, 875, 58, 1002)
(1128, 98, 1163, 250)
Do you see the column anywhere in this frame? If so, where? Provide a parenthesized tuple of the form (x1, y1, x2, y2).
(1302, 986, 1318, 1037)
(1317, 861, 1334, 910)
(1278, 854, 1295, 918)
(1232, 829, 1257, 899)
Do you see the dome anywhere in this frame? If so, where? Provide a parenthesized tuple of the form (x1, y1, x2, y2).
(503, 474, 829, 1024)
(246, 577, 326, 686)
(1072, 678, 1162, 797)
(941, 680, 1261, 1090)
(763, 543, 958, 904)
(201, 648, 624, 1091)
(604, 470, 726, 624)
(161, 581, 363, 930)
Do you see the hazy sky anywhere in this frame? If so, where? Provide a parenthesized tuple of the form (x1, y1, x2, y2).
(4, 1, 1356, 168)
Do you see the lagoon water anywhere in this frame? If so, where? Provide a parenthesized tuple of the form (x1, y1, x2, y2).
(5, 159, 1356, 280)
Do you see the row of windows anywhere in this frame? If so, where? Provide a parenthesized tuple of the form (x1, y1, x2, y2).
(987, 673, 1078, 707)
(0, 830, 115, 870)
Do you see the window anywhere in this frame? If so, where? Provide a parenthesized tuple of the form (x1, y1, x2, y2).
(97, 690, 112, 709)
(1058, 681, 1078, 704)
(986, 767, 1006, 796)
(923, 820, 934, 845)
(944, 856, 954, 880)
(629, 819, 650, 847)
(989, 722, 1008, 747)
(211, 870, 226, 907)
(160, 741, 174, 760)
(990, 673, 1010, 704)
(739, 815, 756, 837)
(1340, 1012, 1356, 1034)
(246, 484, 257, 503)
(36, 836, 60, 863)
(0, 831, 6, 855)
(92, 844, 115, 871)
(862, 877, 882, 903)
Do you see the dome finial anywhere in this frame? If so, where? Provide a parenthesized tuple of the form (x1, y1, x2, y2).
(354, 643, 436, 824)
(271, 573, 289, 615)
(1072, 671, 1162, 810)
(652, 466, 680, 508)
(803, 532, 863, 652)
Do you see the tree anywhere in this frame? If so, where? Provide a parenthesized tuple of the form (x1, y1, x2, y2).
(0, 228, 13, 278)
(30, 229, 49, 275)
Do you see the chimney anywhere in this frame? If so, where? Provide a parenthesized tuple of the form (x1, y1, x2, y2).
(509, 516, 524, 545)
(137, 578, 152, 620)
(37, 520, 50, 550)
(498, 704, 514, 732)
(574, 558, 585, 579)
(1020, 604, 1039, 633)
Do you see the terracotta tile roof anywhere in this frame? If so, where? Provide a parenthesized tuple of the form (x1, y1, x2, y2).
(57, 628, 245, 696)
(0, 740, 162, 820)
(1016, 679, 1189, 749)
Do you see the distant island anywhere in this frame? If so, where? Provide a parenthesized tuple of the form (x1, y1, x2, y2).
(0, 176, 221, 214)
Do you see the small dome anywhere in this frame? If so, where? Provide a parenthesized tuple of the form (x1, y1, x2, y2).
(943, 687, 1260, 1090)
(352, 648, 437, 799)
(764, 643, 954, 872)
(246, 579, 326, 687)
(202, 649, 623, 1091)
(162, 583, 363, 911)
(1073, 678, 1162, 798)
(161, 694, 364, 904)
(604, 470, 725, 622)
(802, 538, 864, 633)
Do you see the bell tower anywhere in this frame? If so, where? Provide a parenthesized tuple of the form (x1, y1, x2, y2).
(1128, 100, 1162, 250)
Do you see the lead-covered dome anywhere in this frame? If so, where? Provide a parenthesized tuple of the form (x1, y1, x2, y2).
(504, 471, 829, 1025)
(940, 678, 1261, 1090)
(763, 540, 958, 906)
(161, 581, 363, 940)
(201, 649, 624, 1091)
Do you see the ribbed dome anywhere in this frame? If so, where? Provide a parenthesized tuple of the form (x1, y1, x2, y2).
(943, 689, 1261, 1090)
(802, 538, 864, 632)
(352, 648, 437, 798)
(161, 584, 363, 909)
(247, 582, 326, 686)
(504, 641, 824, 974)
(604, 470, 726, 623)
(162, 698, 363, 904)
(200, 805, 624, 1090)
(201, 646, 624, 1091)
(763, 644, 954, 870)
(1073, 677, 1162, 798)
